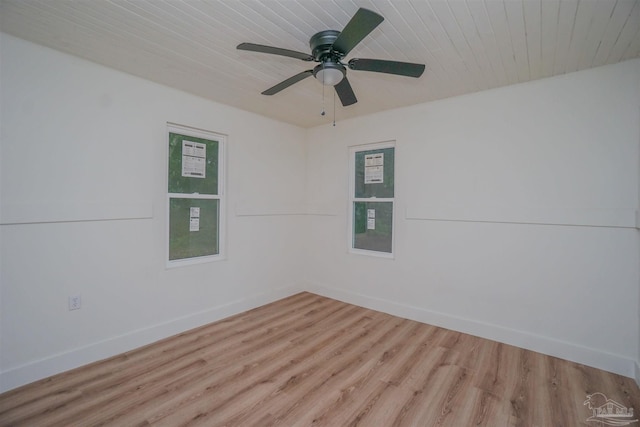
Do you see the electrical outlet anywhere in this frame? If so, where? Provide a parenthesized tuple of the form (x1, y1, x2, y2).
(69, 295, 82, 311)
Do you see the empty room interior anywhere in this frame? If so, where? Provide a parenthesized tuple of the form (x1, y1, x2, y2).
(1, 0, 640, 425)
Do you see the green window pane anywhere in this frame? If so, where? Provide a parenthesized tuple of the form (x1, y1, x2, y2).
(353, 201, 393, 253)
(169, 198, 219, 260)
(354, 147, 394, 198)
(168, 132, 219, 195)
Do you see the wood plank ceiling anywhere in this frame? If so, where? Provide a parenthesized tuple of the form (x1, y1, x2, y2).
(1, 0, 639, 128)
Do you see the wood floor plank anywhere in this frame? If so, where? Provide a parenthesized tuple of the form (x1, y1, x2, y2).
(110, 301, 368, 425)
(142, 304, 381, 426)
(1, 292, 638, 426)
(204, 312, 398, 426)
(274, 319, 424, 427)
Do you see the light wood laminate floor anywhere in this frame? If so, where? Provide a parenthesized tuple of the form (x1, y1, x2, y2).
(1, 292, 639, 426)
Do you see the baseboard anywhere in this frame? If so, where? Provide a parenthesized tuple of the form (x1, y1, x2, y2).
(306, 283, 638, 381)
(2, 282, 634, 393)
(0, 284, 303, 393)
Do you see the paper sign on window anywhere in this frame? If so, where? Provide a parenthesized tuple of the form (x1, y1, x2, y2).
(189, 207, 200, 232)
(364, 153, 384, 184)
(367, 208, 376, 229)
(182, 141, 206, 178)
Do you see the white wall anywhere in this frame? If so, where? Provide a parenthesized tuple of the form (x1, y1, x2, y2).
(2, 32, 639, 393)
(0, 34, 307, 392)
(305, 59, 640, 381)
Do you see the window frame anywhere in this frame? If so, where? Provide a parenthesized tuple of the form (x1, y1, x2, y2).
(166, 123, 226, 268)
(348, 141, 396, 258)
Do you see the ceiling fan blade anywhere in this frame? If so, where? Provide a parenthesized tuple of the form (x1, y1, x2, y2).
(332, 8, 384, 56)
(237, 43, 314, 61)
(348, 58, 425, 77)
(334, 77, 357, 106)
(262, 70, 314, 95)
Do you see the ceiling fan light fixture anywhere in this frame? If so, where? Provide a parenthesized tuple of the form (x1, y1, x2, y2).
(313, 62, 345, 86)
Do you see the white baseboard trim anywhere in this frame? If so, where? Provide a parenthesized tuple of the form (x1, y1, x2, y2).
(306, 283, 638, 381)
(0, 284, 303, 393)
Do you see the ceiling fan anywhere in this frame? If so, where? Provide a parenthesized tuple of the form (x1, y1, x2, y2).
(237, 8, 425, 107)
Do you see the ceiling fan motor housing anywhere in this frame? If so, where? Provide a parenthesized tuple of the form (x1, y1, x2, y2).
(310, 30, 346, 85)
(310, 30, 343, 61)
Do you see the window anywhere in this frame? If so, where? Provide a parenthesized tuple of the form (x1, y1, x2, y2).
(167, 124, 225, 266)
(349, 142, 395, 257)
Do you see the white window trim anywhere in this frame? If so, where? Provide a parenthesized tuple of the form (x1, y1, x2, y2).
(348, 141, 396, 259)
(166, 123, 226, 268)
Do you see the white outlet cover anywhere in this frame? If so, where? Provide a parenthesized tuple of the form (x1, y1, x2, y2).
(69, 295, 82, 311)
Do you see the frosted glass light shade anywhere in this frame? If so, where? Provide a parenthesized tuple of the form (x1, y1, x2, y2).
(315, 67, 344, 86)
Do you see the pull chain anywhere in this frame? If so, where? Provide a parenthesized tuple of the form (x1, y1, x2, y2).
(321, 81, 325, 116)
(320, 62, 326, 116)
(333, 88, 336, 126)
